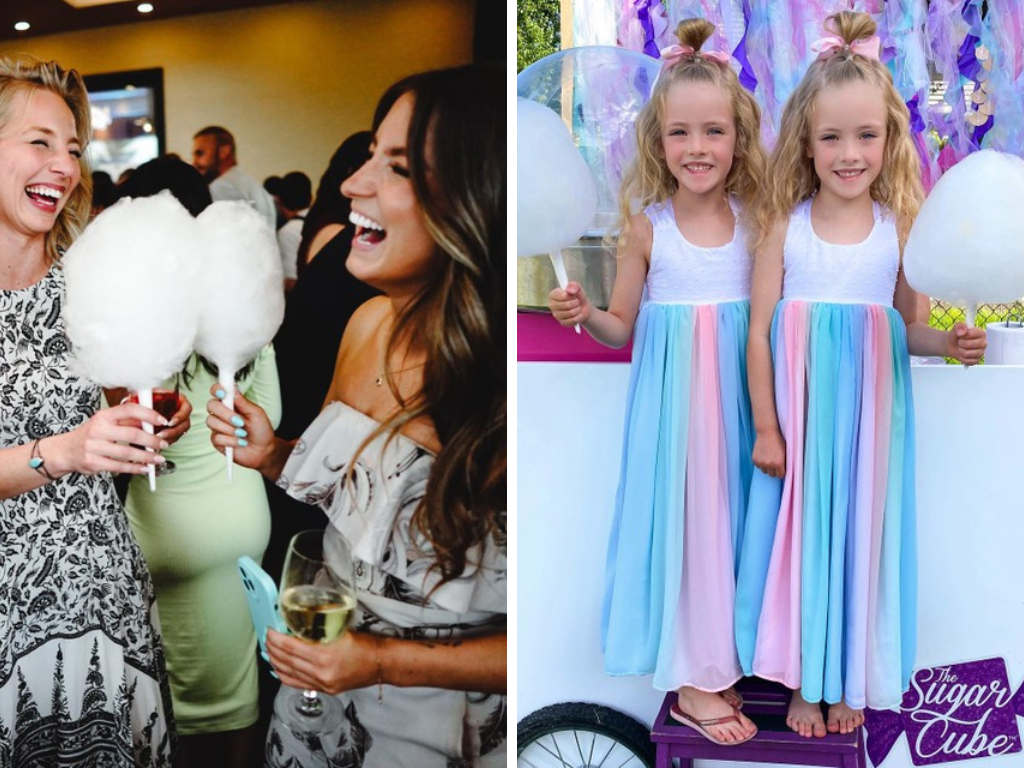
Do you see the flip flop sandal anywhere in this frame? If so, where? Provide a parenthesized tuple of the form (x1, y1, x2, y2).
(720, 686, 744, 710)
(669, 702, 757, 746)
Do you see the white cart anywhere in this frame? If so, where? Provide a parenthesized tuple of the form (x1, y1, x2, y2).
(518, 357, 1024, 768)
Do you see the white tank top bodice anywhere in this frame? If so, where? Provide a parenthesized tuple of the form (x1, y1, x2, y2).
(782, 199, 899, 307)
(644, 198, 752, 304)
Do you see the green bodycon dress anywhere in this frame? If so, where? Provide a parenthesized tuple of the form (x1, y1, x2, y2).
(125, 346, 282, 735)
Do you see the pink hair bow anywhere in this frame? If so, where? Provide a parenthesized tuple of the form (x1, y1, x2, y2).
(659, 44, 731, 69)
(810, 34, 881, 61)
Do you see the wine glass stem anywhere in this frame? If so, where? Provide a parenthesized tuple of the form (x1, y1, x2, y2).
(297, 689, 324, 717)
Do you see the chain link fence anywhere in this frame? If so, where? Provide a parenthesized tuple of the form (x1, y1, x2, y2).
(933, 303, 1019, 331)
(931, 300, 1024, 364)
(931, 301, 1024, 330)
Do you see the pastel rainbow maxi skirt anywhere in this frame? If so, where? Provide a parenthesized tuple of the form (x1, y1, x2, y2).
(601, 299, 754, 693)
(734, 300, 917, 711)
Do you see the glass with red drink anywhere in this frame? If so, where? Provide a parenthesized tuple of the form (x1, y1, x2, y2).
(128, 385, 180, 476)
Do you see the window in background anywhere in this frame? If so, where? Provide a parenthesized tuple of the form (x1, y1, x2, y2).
(83, 68, 165, 182)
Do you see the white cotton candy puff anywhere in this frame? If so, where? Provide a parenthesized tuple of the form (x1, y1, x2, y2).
(904, 150, 1024, 305)
(193, 200, 284, 379)
(63, 191, 203, 390)
(516, 98, 598, 258)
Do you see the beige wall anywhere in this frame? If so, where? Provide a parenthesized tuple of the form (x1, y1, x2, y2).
(0, 0, 475, 184)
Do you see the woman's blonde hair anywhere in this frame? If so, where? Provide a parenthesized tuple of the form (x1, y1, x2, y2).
(754, 11, 923, 252)
(617, 18, 767, 245)
(0, 57, 92, 263)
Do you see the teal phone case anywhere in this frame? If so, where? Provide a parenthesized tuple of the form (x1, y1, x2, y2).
(237, 556, 287, 666)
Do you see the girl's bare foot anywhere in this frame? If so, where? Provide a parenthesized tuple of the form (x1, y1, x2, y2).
(787, 689, 826, 738)
(676, 686, 758, 743)
(826, 699, 864, 734)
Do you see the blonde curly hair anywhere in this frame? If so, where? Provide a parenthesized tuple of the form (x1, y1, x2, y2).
(753, 11, 923, 253)
(616, 18, 767, 248)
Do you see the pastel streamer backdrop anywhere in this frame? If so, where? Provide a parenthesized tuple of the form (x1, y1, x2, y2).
(573, 0, 1024, 190)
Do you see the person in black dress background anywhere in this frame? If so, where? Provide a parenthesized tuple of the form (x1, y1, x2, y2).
(256, 131, 379, 741)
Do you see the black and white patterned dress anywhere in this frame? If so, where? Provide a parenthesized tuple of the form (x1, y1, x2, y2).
(266, 401, 506, 768)
(0, 265, 176, 766)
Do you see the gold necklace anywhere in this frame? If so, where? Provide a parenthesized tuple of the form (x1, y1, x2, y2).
(374, 362, 424, 387)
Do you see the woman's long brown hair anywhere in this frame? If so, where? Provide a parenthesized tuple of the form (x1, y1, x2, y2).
(356, 65, 505, 588)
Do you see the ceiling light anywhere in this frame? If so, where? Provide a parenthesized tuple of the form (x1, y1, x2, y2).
(62, 1, 136, 8)
(138, 2, 154, 11)
(14, 22, 30, 32)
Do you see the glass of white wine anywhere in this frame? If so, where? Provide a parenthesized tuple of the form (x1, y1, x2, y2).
(274, 529, 357, 735)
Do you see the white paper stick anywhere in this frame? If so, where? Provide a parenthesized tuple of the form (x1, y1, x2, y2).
(964, 304, 977, 370)
(549, 250, 580, 334)
(138, 387, 156, 492)
(220, 371, 236, 483)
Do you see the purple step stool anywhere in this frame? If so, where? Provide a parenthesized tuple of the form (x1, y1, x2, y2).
(650, 678, 867, 768)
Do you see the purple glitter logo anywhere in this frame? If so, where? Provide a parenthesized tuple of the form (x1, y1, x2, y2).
(865, 658, 1024, 765)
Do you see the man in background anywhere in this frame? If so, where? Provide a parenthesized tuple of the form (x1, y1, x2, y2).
(192, 125, 276, 228)
(272, 171, 313, 292)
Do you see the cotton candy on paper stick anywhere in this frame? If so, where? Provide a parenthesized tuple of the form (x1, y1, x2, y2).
(194, 201, 284, 481)
(516, 97, 597, 256)
(517, 47, 660, 230)
(64, 193, 203, 388)
(904, 150, 1024, 330)
(63, 191, 203, 491)
(517, 98, 598, 333)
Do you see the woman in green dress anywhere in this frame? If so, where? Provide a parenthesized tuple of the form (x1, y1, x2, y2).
(120, 156, 283, 768)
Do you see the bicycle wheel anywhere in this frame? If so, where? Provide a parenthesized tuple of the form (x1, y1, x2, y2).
(517, 702, 655, 768)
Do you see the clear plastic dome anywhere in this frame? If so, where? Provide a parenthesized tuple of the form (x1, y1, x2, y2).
(517, 46, 661, 235)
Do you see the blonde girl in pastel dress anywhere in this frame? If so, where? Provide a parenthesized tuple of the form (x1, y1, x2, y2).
(735, 11, 986, 740)
(550, 18, 767, 746)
